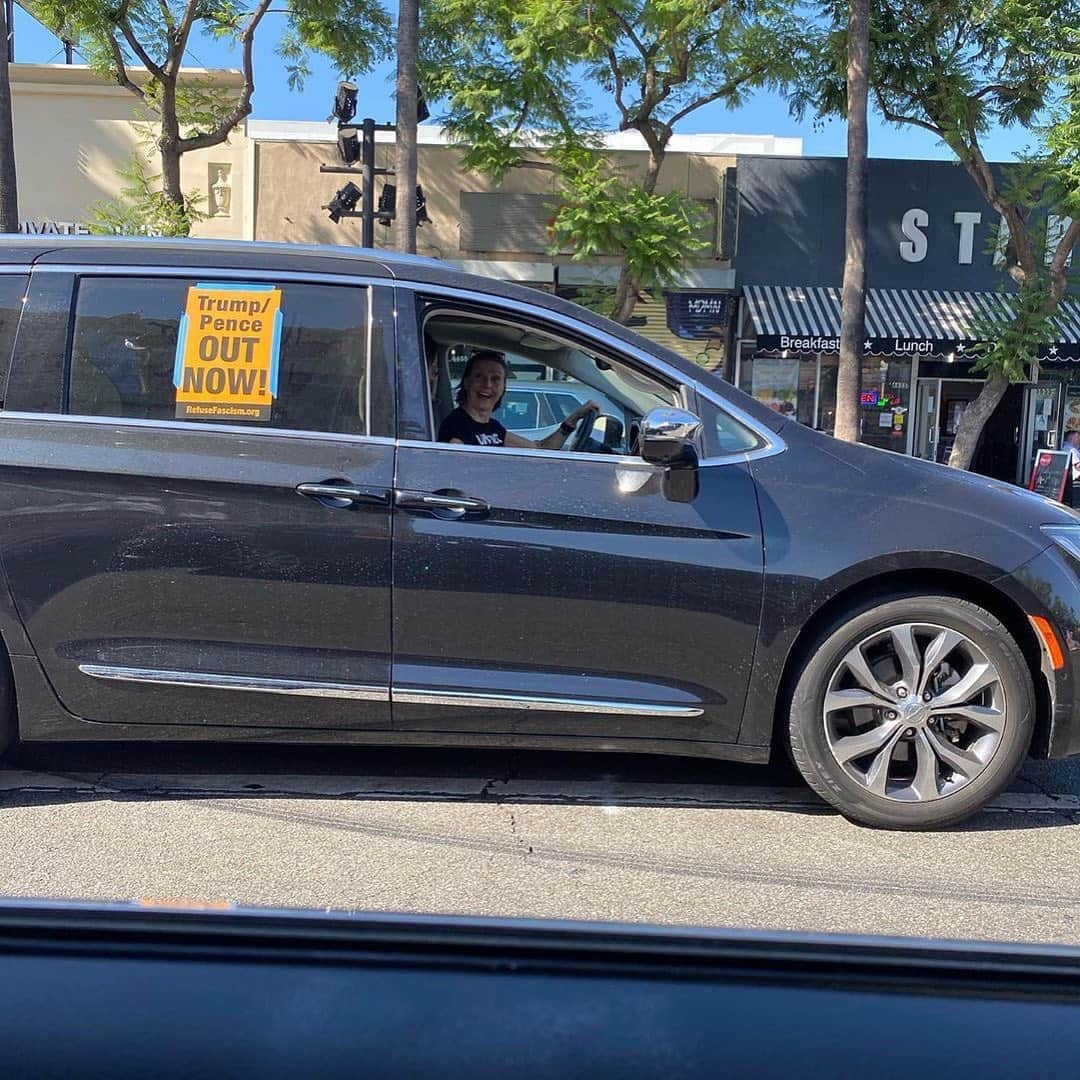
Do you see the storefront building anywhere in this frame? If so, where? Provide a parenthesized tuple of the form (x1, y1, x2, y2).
(730, 156, 1080, 482)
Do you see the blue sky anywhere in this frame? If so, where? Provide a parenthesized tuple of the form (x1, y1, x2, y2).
(13, 5, 1034, 163)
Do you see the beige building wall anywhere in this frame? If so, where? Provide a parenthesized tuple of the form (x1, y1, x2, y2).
(10, 63, 250, 240)
(250, 124, 741, 267)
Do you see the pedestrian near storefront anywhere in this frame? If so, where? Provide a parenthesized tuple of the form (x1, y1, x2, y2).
(1064, 430, 1080, 506)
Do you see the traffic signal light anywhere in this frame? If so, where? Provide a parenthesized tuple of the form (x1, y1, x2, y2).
(377, 184, 396, 226)
(337, 126, 359, 165)
(326, 182, 361, 223)
(374, 184, 431, 227)
(331, 81, 358, 124)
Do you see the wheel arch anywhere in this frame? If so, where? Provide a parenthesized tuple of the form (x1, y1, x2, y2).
(770, 568, 1050, 760)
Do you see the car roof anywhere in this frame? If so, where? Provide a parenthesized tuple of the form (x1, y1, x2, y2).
(0, 236, 786, 433)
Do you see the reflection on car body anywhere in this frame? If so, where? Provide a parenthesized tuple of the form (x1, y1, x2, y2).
(0, 237, 1078, 829)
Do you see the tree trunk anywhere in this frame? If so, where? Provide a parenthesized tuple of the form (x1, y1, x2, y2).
(0, 0, 18, 233)
(609, 145, 664, 324)
(158, 78, 186, 227)
(947, 370, 1009, 471)
(393, 0, 420, 253)
(835, 0, 869, 443)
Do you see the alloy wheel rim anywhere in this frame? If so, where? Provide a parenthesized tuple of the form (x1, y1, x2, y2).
(822, 622, 1007, 803)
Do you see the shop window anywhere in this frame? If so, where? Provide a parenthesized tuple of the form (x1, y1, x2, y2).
(67, 277, 369, 435)
(858, 357, 912, 452)
(740, 350, 818, 426)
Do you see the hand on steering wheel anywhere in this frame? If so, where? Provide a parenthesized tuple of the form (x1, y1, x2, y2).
(570, 405, 600, 451)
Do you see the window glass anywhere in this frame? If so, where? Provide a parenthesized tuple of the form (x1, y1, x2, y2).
(499, 388, 541, 429)
(425, 309, 677, 454)
(0, 273, 27, 404)
(69, 277, 369, 435)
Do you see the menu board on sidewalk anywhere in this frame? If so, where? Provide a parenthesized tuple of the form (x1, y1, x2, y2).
(1029, 450, 1073, 503)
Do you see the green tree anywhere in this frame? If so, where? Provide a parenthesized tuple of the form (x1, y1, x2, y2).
(834, 0, 868, 444)
(394, 0, 420, 253)
(0, 1, 17, 232)
(423, 0, 803, 323)
(24, 0, 392, 234)
(800, 0, 1080, 468)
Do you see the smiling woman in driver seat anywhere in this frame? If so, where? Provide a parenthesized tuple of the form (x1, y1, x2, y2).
(438, 349, 598, 449)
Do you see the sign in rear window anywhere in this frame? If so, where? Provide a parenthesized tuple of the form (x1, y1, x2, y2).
(173, 283, 283, 421)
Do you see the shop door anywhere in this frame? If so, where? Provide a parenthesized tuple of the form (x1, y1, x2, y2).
(914, 379, 940, 461)
(1019, 383, 1063, 484)
(936, 382, 984, 464)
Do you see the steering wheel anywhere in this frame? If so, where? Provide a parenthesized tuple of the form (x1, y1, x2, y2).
(569, 406, 600, 451)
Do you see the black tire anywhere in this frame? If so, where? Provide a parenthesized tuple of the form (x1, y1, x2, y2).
(788, 595, 1034, 830)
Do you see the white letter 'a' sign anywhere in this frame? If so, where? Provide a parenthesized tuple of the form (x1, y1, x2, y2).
(899, 208, 929, 263)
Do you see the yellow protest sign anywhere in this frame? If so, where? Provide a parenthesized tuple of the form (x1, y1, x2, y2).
(173, 283, 283, 421)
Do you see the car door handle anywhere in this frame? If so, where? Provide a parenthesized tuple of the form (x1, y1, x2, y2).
(296, 482, 390, 508)
(394, 489, 489, 518)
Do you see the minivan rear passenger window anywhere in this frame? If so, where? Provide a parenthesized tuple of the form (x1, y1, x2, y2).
(67, 276, 369, 435)
(0, 273, 28, 405)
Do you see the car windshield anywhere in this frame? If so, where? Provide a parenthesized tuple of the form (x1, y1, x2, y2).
(4, 0, 1079, 987)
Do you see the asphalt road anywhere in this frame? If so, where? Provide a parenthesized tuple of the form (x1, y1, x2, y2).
(3, 742, 1080, 945)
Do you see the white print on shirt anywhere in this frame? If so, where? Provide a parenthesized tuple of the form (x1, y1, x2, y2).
(476, 432, 503, 445)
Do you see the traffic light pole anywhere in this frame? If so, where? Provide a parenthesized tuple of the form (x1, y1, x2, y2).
(320, 119, 395, 247)
(360, 118, 375, 248)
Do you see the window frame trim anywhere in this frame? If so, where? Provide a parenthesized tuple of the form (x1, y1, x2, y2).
(51, 265, 380, 439)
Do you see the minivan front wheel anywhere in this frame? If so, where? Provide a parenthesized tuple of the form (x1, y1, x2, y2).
(788, 596, 1034, 829)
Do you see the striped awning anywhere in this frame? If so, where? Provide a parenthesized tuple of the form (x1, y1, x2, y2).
(743, 285, 1080, 362)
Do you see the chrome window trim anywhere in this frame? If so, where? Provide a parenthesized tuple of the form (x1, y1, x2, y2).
(392, 686, 703, 717)
(394, 279, 786, 465)
(0, 266, 31, 274)
(79, 664, 390, 702)
(0, 411, 396, 447)
(32, 264, 389, 290)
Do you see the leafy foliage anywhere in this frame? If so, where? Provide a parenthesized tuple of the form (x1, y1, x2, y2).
(87, 154, 206, 237)
(548, 161, 708, 291)
(24, 0, 392, 230)
(27, 1, 392, 99)
(422, 0, 806, 319)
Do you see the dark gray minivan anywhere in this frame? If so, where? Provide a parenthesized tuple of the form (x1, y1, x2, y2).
(0, 236, 1078, 829)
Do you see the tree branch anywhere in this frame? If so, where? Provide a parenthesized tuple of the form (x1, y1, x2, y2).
(1049, 218, 1080, 302)
(973, 83, 1013, 100)
(666, 67, 768, 129)
(107, 32, 145, 100)
(607, 47, 631, 127)
(513, 159, 559, 172)
(611, 9, 648, 60)
(167, 0, 201, 78)
(116, 6, 167, 80)
(177, 0, 271, 151)
(873, 90, 943, 136)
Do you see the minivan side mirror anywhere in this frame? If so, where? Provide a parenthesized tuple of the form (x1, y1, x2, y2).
(640, 407, 703, 469)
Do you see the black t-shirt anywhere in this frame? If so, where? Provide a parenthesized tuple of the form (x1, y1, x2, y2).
(438, 407, 507, 447)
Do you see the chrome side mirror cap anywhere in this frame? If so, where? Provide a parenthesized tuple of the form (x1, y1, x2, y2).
(640, 407, 703, 469)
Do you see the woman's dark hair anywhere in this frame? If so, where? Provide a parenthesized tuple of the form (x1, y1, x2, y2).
(456, 349, 509, 408)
